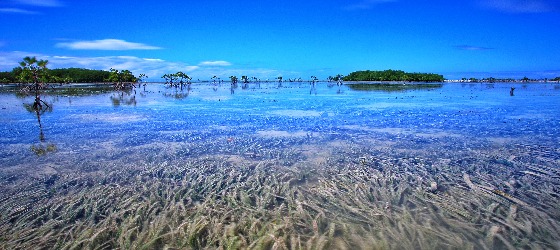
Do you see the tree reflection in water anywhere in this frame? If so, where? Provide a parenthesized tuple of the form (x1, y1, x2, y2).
(20, 93, 57, 155)
(110, 90, 137, 106)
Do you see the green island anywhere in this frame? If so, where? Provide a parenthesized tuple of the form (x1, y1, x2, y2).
(0, 67, 120, 84)
(342, 70, 445, 82)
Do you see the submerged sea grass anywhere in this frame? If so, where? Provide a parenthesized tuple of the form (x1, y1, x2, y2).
(0, 134, 559, 249)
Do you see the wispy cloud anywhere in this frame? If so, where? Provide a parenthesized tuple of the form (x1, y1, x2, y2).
(455, 45, 494, 51)
(345, 0, 396, 10)
(0, 7, 37, 14)
(2, 0, 62, 14)
(13, 0, 62, 7)
(56, 39, 162, 50)
(478, 0, 559, 13)
(199, 61, 232, 67)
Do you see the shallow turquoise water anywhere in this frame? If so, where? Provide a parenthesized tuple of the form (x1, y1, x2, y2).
(1, 82, 559, 165)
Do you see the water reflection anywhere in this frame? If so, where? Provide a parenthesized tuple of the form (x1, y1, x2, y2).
(18, 90, 57, 155)
(11, 84, 120, 155)
(110, 91, 137, 106)
(310, 82, 317, 95)
(347, 83, 443, 92)
(23, 96, 52, 142)
(160, 83, 192, 100)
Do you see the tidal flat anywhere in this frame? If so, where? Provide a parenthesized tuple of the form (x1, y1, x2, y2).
(0, 82, 559, 249)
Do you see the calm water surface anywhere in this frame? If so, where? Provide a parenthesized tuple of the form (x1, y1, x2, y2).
(2, 83, 558, 157)
(0, 82, 559, 249)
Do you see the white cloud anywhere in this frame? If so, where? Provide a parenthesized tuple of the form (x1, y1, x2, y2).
(199, 61, 232, 67)
(2, 0, 62, 14)
(345, 0, 396, 10)
(0, 8, 37, 14)
(455, 45, 494, 51)
(13, 0, 62, 7)
(479, 0, 559, 13)
(56, 39, 162, 50)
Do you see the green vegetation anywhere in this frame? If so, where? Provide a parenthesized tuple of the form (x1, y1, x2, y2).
(49, 68, 111, 83)
(17, 56, 51, 113)
(16, 57, 52, 145)
(343, 70, 445, 82)
(0, 71, 17, 83)
(17, 56, 50, 90)
(229, 75, 239, 84)
(1, 66, 136, 84)
(162, 72, 192, 87)
(327, 74, 344, 82)
(109, 68, 137, 90)
(30, 143, 57, 156)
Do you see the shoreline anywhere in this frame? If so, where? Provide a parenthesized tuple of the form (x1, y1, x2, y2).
(1, 80, 558, 87)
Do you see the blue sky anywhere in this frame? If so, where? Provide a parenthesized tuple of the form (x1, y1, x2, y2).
(1, 0, 559, 80)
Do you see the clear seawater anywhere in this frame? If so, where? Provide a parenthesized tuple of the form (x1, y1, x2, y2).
(2, 83, 558, 159)
(0, 82, 559, 249)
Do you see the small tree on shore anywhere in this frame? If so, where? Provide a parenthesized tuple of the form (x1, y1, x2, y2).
(229, 76, 238, 84)
(17, 56, 51, 111)
(137, 73, 147, 85)
(241, 76, 249, 84)
(18, 56, 50, 91)
(175, 71, 191, 86)
(109, 68, 137, 90)
(16, 56, 53, 143)
(162, 73, 175, 86)
(310, 76, 318, 84)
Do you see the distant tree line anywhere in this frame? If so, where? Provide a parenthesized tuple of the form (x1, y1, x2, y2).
(458, 76, 560, 83)
(50, 68, 112, 83)
(459, 77, 517, 83)
(0, 68, 116, 83)
(0, 70, 18, 83)
(343, 70, 445, 82)
(3, 62, 558, 84)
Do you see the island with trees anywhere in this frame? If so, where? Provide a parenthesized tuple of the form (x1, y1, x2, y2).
(0, 67, 133, 84)
(342, 70, 445, 82)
